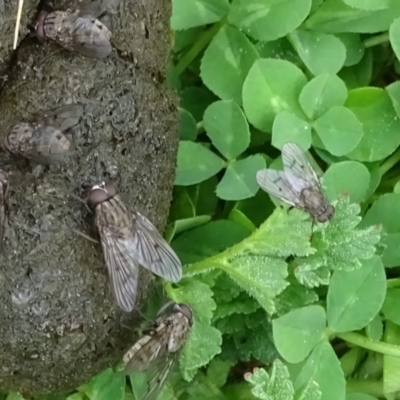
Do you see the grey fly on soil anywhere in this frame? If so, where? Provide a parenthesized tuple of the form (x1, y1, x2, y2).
(256, 142, 334, 223)
(3, 104, 83, 165)
(122, 302, 193, 400)
(0, 170, 8, 251)
(86, 182, 183, 312)
(35, 8, 112, 59)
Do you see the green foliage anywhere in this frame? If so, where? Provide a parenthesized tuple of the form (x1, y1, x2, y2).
(18, 1, 400, 400)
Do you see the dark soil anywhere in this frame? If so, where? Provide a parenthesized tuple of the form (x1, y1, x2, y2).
(0, 0, 178, 395)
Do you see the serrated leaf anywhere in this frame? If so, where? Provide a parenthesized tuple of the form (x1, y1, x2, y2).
(168, 280, 222, 380)
(313, 196, 381, 271)
(295, 380, 321, 400)
(79, 369, 125, 400)
(245, 360, 295, 400)
(180, 321, 222, 380)
(223, 255, 289, 314)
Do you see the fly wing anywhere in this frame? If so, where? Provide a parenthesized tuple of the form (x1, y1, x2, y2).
(71, 17, 112, 58)
(100, 230, 139, 312)
(25, 126, 71, 165)
(34, 104, 84, 132)
(130, 213, 182, 283)
(139, 357, 176, 400)
(77, 0, 121, 17)
(282, 143, 321, 189)
(256, 169, 304, 208)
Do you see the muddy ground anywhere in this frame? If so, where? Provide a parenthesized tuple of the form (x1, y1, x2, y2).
(0, 0, 178, 395)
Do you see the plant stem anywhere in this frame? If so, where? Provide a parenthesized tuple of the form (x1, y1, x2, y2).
(364, 33, 390, 48)
(174, 20, 225, 77)
(336, 332, 400, 357)
(346, 379, 383, 398)
(387, 277, 400, 288)
(378, 147, 400, 176)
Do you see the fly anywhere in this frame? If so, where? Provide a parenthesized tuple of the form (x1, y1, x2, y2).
(4, 104, 83, 165)
(122, 302, 193, 400)
(256, 142, 334, 222)
(86, 182, 183, 312)
(35, 9, 112, 59)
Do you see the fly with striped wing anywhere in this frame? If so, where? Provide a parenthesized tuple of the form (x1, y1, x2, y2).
(86, 183, 183, 312)
(122, 303, 193, 400)
(3, 104, 83, 165)
(256, 142, 334, 223)
(35, 1, 113, 59)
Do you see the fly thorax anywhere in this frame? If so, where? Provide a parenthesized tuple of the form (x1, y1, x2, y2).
(301, 188, 325, 210)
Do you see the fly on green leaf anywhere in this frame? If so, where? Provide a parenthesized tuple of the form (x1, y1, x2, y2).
(256, 142, 334, 223)
(122, 302, 193, 400)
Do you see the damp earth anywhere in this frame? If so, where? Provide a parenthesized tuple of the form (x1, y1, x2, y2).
(0, 0, 178, 395)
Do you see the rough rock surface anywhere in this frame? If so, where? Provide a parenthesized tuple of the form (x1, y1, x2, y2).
(0, 0, 178, 395)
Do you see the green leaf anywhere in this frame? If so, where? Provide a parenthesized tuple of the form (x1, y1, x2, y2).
(243, 59, 307, 132)
(229, 0, 311, 42)
(346, 394, 379, 400)
(173, 220, 251, 265)
(272, 112, 312, 150)
(336, 33, 365, 67)
(171, 0, 230, 30)
(180, 86, 217, 122)
(294, 342, 346, 400)
(206, 358, 234, 389)
(169, 280, 222, 380)
(200, 26, 259, 105)
(361, 193, 400, 232)
(175, 141, 225, 185)
(169, 216, 212, 239)
(299, 74, 348, 120)
(273, 305, 326, 363)
(339, 50, 373, 89)
(343, 0, 389, 11)
(346, 87, 400, 162)
(382, 322, 400, 394)
(245, 360, 295, 400)
(6, 394, 25, 400)
(327, 256, 386, 333)
(204, 100, 250, 160)
(289, 30, 346, 75)
(323, 161, 371, 203)
(66, 394, 85, 400)
(295, 380, 322, 400)
(382, 233, 400, 268)
(366, 314, 383, 342)
(314, 197, 381, 271)
(179, 108, 198, 141)
(80, 369, 125, 400)
(382, 288, 400, 325)
(216, 155, 266, 201)
(223, 255, 289, 314)
(313, 106, 363, 156)
(305, 0, 400, 33)
(390, 18, 400, 63)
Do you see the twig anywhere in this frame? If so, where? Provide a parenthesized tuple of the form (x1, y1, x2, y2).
(13, 0, 24, 50)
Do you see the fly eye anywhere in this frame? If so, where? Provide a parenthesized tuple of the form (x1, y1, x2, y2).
(88, 188, 109, 206)
(176, 304, 193, 323)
